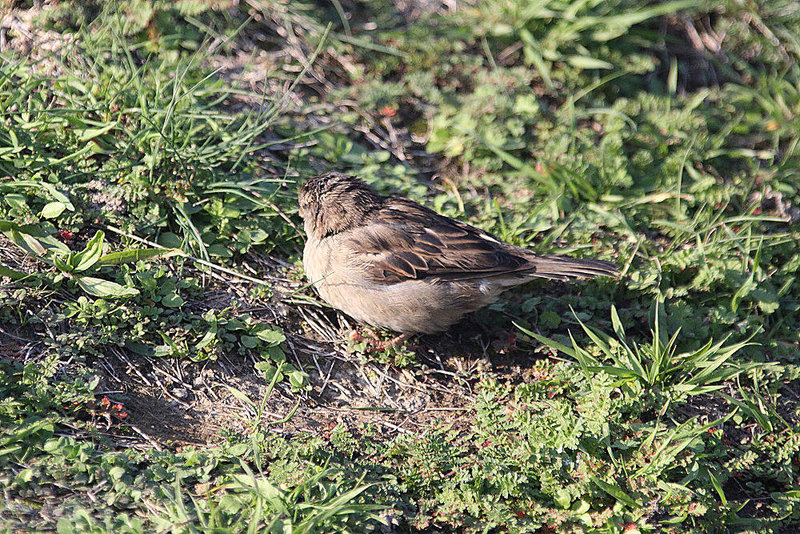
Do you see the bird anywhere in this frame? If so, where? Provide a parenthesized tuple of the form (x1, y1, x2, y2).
(298, 172, 619, 347)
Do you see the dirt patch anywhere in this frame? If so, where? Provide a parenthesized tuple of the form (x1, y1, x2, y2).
(750, 185, 800, 223)
(102, 323, 479, 449)
(0, 6, 77, 76)
(85, 180, 127, 215)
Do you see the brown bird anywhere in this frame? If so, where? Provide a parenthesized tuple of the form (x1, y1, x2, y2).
(299, 172, 618, 346)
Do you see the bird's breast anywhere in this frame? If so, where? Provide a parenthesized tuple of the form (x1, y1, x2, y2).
(302, 235, 512, 334)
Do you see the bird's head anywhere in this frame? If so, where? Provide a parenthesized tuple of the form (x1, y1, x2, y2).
(298, 172, 383, 239)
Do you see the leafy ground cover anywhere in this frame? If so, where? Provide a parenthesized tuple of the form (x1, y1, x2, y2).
(1, 0, 800, 531)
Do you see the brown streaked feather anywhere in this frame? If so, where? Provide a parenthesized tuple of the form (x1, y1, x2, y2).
(527, 255, 620, 281)
(348, 197, 535, 284)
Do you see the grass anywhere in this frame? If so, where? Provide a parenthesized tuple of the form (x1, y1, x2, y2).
(2, 0, 800, 532)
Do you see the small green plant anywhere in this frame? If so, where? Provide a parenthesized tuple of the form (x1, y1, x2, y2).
(209, 464, 384, 533)
(519, 304, 763, 398)
(1, 223, 176, 297)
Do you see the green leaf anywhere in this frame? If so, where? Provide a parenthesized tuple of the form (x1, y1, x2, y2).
(108, 466, 126, 481)
(227, 443, 250, 457)
(566, 55, 614, 70)
(53, 255, 70, 272)
(10, 228, 46, 256)
(160, 293, 184, 308)
(610, 305, 625, 339)
(515, 322, 577, 359)
(597, 0, 699, 31)
(0, 263, 29, 280)
(41, 202, 66, 219)
(76, 121, 118, 142)
(539, 311, 561, 329)
(98, 247, 179, 265)
(36, 234, 71, 255)
(730, 278, 756, 313)
(207, 243, 232, 258)
(266, 346, 285, 363)
(4, 193, 28, 211)
(519, 28, 552, 89)
(75, 276, 139, 298)
(555, 488, 572, 509)
(222, 385, 255, 410)
(195, 330, 217, 350)
(288, 371, 308, 391)
(16, 468, 34, 483)
(255, 328, 286, 346)
(258, 363, 284, 384)
(157, 232, 183, 248)
(752, 288, 779, 314)
(589, 365, 640, 379)
(592, 477, 640, 507)
(707, 469, 727, 505)
(241, 335, 259, 348)
(124, 341, 155, 356)
(72, 231, 105, 272)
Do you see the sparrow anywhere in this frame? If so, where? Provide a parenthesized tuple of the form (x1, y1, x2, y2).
(298, 172, 619, 345)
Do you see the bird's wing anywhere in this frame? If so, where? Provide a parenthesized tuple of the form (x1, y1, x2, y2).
(345, 198, 532, 284)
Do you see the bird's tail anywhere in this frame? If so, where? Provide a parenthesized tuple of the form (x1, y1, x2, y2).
(528, 254, 620, 281)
